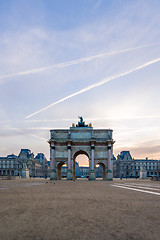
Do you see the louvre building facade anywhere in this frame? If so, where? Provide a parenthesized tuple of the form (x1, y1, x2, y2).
(0, 149, 48, 178)
(113, 151, 160, 178)
(1, 149, 160, 179)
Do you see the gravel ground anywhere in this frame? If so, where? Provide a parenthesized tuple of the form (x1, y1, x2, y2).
(0, 179, 160, 240)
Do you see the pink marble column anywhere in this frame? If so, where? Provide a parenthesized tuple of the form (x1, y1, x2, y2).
(107, 144, 112, 171)
(51, 145, 55, 170)
(91, 145, 95, 171)
(68, 145, 71, 170)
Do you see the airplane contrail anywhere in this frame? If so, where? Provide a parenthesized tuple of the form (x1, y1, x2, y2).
(8, 126, 48, 141)
(0, 43, 158, 80)
(27, 133, 48, 142)
(26, 57, 160, 119)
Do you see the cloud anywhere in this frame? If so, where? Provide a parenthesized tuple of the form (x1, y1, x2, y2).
(92, 0, 102, 12)
(129, 143, 160, 159)
(25, 115, 160, 125)
(7, 126, 48, 141)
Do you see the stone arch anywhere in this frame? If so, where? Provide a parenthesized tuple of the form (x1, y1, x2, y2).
(7, 170, 10, 175)
(73, 150, 90, 160)
(49, 120, 114, 181)
(57, 162, 65, 180)
(96, 162, 106, 180)
(73, 150, 90, 179)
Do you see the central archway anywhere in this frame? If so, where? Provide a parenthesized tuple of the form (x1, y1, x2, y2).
(73, 150, 90, 180)
(96, 163, 106, 180)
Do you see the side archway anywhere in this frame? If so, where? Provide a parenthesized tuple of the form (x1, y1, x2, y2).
(57, 162, 65, 180)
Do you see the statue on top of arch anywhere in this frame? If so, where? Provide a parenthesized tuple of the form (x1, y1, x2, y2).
(76, 116, 88, 127)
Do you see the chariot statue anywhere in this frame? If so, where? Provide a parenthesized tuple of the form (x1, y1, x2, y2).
(76, 116, 88, 127)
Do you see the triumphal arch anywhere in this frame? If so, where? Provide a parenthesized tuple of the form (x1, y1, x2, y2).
(49, 117, 115, 180)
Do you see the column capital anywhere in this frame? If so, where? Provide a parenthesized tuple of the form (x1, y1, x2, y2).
(107, 145, 111, 150)
(90, 140, 95, 145)
(68, 145, 71, 150)
(91, 145, 95, 150)
(107, 140, 115, 145)
(51, 145, 55, 150)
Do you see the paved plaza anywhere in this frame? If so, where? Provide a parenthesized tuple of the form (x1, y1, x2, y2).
(0, 179, 160, 240)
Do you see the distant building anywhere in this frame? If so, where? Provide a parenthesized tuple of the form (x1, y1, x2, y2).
(114, 151, 160, 178)
(0, 149, 49, 178)
(35, 153, 48, 178)
(61, 161, 116, 179)
(61, 163, 90, 178)
(61, 162, 89, 178)
(79, 166, 90, 178)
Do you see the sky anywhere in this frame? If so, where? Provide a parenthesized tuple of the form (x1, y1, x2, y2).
(0, 0, 160, 164)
